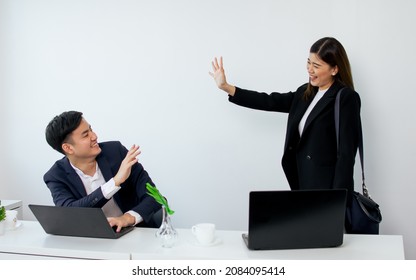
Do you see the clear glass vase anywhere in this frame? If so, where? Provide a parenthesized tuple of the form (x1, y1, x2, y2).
(155, 206, 178, 248)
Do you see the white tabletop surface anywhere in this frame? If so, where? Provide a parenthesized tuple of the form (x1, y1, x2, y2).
(0, 221, 405, 260)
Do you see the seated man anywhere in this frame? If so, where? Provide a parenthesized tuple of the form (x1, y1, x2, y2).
(43, 111, 161, 232)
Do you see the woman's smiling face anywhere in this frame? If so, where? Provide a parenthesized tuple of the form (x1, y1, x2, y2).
(307, 53, 338, 91)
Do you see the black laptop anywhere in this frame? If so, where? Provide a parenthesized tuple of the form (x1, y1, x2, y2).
(242, 189, 347, 250)
(29, 204, 134, 239)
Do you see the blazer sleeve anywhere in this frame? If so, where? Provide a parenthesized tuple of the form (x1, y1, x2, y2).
(228, 85, 306, 113)
(121, 162, 161, 224)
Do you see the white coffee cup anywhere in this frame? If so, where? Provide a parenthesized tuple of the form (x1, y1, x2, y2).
(5, 210, 18, 230)
(191, 223, 215, 245)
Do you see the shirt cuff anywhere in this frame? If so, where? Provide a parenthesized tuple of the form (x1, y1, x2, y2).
(101, 178, 121, 199)
(127, 210, 143, 226)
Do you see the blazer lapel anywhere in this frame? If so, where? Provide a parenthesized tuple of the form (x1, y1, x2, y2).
(61, 158, 88, 197)
(96, 154, 114, 182)
(293, 99, 312, 128)
(302, 86, 339, 134)
(285, 97, 312, 149)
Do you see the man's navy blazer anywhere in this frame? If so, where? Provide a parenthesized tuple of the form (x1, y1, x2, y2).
(43, 141, 161, 227)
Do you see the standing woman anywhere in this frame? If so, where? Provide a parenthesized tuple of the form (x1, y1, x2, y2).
(209, 37, 361, 204)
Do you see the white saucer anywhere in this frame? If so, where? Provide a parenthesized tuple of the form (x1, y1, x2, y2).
(7, 221, 22, 231)
(190, 237, 222, 247)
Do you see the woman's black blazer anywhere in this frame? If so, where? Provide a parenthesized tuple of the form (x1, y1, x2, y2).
(229, 81, 361, 195)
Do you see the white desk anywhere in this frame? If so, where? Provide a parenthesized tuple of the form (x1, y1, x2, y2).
(0, 221, 405, 260)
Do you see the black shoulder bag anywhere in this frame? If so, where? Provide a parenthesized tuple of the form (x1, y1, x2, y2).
(335, 88, 382, 234)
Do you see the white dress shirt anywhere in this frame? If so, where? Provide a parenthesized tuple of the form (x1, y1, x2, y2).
(71, 162, 143, 225)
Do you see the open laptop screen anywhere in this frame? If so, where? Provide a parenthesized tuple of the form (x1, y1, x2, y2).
(244, 189, 347, 250)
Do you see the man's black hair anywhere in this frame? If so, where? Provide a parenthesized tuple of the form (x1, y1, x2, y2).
(45, 111, 83, 154)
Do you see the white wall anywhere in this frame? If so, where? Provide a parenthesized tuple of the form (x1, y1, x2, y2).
(1, 0, 415, 259)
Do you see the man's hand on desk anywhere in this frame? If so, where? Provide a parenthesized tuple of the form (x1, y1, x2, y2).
(107, 213, 135, 232)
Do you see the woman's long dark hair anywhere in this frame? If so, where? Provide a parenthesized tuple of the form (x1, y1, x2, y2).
(304, 37, 354, 100)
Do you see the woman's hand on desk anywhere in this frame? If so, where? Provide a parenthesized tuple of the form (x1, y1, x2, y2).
(107, 213, 135, 232)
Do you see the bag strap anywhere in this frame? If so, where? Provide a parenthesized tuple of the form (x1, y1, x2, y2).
(335, 88, 370, 198)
